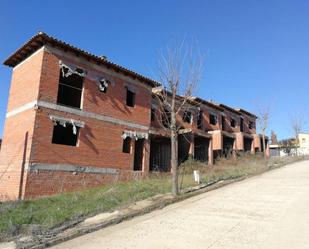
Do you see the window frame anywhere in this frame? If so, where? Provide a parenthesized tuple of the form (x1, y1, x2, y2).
(209, 114, 218, 125)
(57, 68, 84, 109)
(122, 137, 132, 153)
(52, 123, 80, 147)
(126, 89, 135, 107)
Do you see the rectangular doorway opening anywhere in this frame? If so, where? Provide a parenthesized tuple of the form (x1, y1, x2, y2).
(134, 139, 144, 171)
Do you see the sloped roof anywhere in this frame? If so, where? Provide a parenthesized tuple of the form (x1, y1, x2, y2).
(3, 32, 159, 87)
(235, 108, 258, 119)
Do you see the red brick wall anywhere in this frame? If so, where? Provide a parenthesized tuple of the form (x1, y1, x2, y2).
(0, 109, 37, 200)
(39, 49, 151, 126)
(31, 108, 147, 170)
(7, 49, 43, 112)
(0, 50, 44, 200)
(24, 169, 146, 199)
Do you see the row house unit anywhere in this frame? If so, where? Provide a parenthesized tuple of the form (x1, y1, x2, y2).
(0, 32, 268, 200)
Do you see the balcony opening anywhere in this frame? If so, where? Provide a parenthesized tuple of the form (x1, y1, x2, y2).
(182, 111, 192, 124)
(57, 67, 84, 109)
(209, 114, 217, 125)
(221, 115, 226, 130)
(197, 110, 203, 129)
(231, 118, 236, 128)
(240, 118, 244, 132)
(162, 107, 171, 128)
(249, 121, 254, 130)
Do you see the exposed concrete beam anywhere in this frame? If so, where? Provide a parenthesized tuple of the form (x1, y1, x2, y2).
(30, 163, 118, 175)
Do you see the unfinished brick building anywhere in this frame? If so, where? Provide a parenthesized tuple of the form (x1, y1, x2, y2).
(0, 32, 268, 200)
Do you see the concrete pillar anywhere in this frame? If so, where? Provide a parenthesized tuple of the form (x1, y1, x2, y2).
(250, 139, 255, 155)
(208, 139, 213, 165)
(188, 133, 195, 158)
(143, 138, 150, 173)
(266, 142, 270, 159)
(232, 139, 237, 159)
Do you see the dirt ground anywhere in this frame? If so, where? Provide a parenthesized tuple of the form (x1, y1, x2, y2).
(52, 160, 309, 249)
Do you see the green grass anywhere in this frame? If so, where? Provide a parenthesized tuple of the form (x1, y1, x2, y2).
(0, 154, 305, 241)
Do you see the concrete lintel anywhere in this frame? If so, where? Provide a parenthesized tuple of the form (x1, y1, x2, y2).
(179, 128, 192, 134)
(222, 131, 236, 139)
(194, 130, 212, 139)
(29, 163, 118, 175)
(149, 129, 170, 137)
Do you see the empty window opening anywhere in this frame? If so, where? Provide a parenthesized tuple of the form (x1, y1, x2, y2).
(151, 108, 156, 121)
(126, 89, 135, 107)
(240, 118, 244, 132)
(57, 68, 84, 108)
(221, 115, 226, 130)
(209, 114, 217, 125)
(197, 110, 203, 129)
(182, 111, 192, 124)
(231, 118, 236, 128)
(249, 121, 254, 129)
(52, 123, 79, 146)
(122, 137, 131, 153)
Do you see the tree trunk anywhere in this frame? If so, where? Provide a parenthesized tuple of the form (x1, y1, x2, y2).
(170, 87, 179, 196)
(171, 129, 179, 196)
(262, 133, 267, 161)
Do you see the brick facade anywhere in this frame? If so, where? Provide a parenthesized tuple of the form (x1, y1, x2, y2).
(0, 32, 268, 200)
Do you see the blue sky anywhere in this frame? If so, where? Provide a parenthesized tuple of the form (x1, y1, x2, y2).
(1, 0, 308, 139)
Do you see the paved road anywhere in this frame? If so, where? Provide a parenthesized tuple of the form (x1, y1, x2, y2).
(52, 160, 309, 249)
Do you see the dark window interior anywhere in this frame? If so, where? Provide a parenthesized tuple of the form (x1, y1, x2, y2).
(231, 118, 236, 128)
(249, 121, 254, 129)
(122, 137, 131, 153)
(240, 118, 244, 132)
(52, 123, 79, 146)
(151, 108, 156, 121)
(57, 68, 84, 108)
(222, 115, 225, 130)
(197, 110, 203, 129)
(134, 139, 144, 171)
(182, 111, 192, 123)
(126, 89, 135, 107)
(162, 108, 171, 128)
(209, 114, 217, 125)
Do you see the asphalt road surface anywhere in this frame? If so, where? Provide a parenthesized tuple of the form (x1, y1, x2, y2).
(52, 160, 309, 249)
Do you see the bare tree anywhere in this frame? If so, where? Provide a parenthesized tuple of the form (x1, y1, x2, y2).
(270, 130, 278, 145)
(257, 107, 270, 160)
(153, 45, 203, 196)
(291, 115, 304, 155)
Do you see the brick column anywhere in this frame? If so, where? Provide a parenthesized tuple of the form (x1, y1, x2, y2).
(188, 133, 195, 159)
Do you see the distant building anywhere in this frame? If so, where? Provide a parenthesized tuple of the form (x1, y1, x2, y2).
(298, 133, 309, 155)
